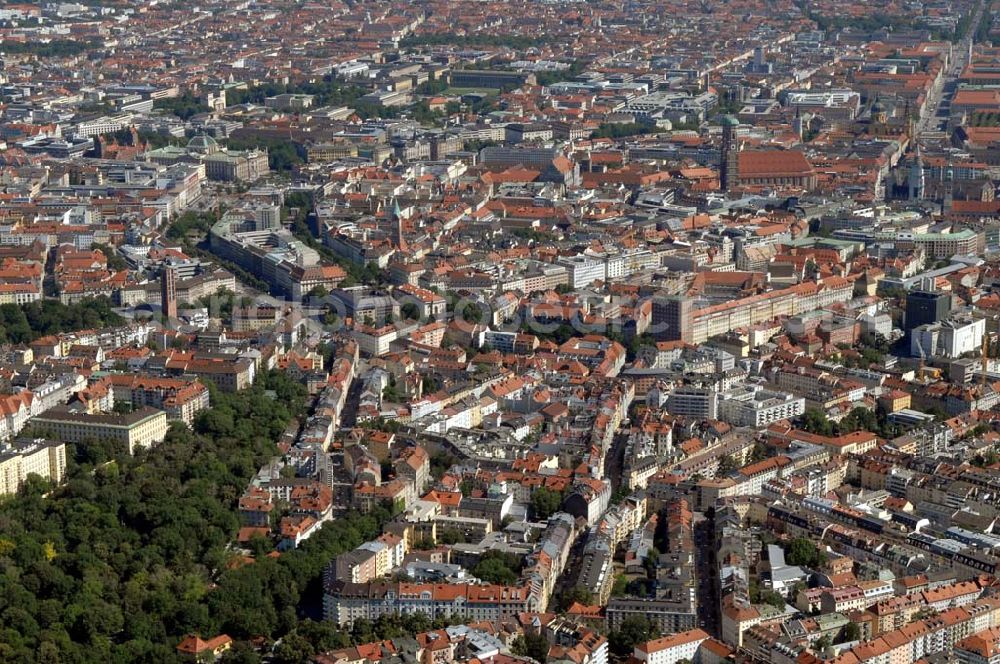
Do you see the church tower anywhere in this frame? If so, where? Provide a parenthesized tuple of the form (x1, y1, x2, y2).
(390, 197, 408, 252)
(908, 144, 925, 201)
(872, 95, 888, 125)
(720, 115, 740, 191)
(944, 161, 955, 212)
(792, 106, 804, 139)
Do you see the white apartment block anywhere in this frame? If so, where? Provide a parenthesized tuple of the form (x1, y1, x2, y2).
(634, 629, 710, 664)
(557, 255, 606, 289)
(0, 440, 66, 495)
(911, 315, 985, 359)
(718, 385, 805, 427)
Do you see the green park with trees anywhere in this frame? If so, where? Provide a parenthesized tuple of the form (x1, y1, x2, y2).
(0, 371, 399, 662)
(153, 92, 211, 120)
(0, 39, 99, 57)
(0, 298, 123, 345)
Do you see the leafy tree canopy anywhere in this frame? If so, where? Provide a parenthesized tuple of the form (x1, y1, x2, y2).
(0, 371, 395, 661)
(0, 297, 123, 345)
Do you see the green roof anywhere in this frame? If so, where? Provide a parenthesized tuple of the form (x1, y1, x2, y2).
(914, 230, 977, 240)
(145, 146, 188, 157)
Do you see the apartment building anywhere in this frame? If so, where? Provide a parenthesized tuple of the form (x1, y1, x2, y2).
(0, 392, 37, 441)
(689, 277, 854, 344)
(0, 440, 66, 495)
(634, 629, 711, 664)
(563, 479, 611, 526)
(334, 547, 379, 584)
(153, 352, 256, 393)
(557, 255, 607, 289)
(956, 627, 1000, 664)
(0, 283, 41, 305)
(108, 375, 210, 425)
(231, 306, 282, 332)
(578, 538, 615, 605)
(886, 229, 982, 259)
(734, 455, 792, 495)
(29, 406, 168, 455)
(666, 386, 718, 420)
(717, 386, 805, 427)
(324, 581, 538, 625)
(607, 595, 699, 636)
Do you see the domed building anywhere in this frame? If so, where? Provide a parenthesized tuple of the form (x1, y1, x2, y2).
(850, 95, 913, 140)
(186, 133, 220, 155)
(145, 133, 268, 182)
(871, 97, 888, 125)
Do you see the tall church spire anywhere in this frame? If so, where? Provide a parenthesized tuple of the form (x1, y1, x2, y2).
(390, 197, 408, 252)
(944, 160, 955, 212)
(720, 115, 740, 191)
(908, 144, 925, 201)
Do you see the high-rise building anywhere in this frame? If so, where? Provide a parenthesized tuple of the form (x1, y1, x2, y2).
(161, 266, 177, 319)
(720, 116, 740, 191)
(651, 295, 693, 342)
(666, 386, 718, 419)
(905, 289, 951, 332)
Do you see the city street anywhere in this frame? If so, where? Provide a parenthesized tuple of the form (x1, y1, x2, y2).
(914, 0, 987, 139)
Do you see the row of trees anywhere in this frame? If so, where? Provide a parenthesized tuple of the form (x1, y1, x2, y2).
(138, 130, 182, 150)
(591, 122, 665, 139)
(225, 78, 369, 109)
(785, 537, 826, 569)
(153, 92, 211, 120)
(163, 212, 274, 294)
(974, 3, 996, 43)
(798, 406, 905, 440)
(224, 78, 403, 122)
(534, 61, 585, 87)
(805, 8, 913, 33)
(0, 297, 123, 345)
(92, 243, 129, 271)
(609, 616, 658, 656)
(0, 39, 98, 57)
(222, 64, 509, 131)
(749, 580, 787, 609)
(970, 111, 1000, 128)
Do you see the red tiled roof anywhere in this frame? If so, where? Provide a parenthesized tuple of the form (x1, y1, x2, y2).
(738, 150, 814, 177)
